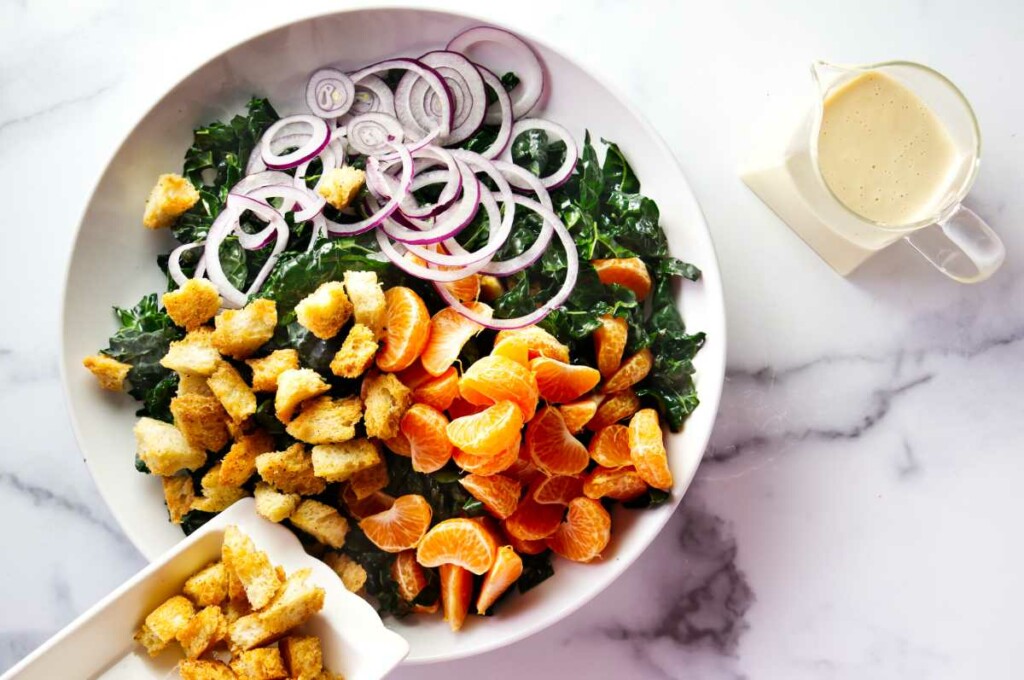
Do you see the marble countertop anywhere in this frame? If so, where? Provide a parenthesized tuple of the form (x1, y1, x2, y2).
(1, 0, 1022, 677)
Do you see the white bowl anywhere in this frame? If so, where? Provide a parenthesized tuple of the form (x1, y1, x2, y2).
(59, 7, 726, 665)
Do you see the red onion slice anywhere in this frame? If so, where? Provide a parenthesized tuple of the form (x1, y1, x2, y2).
(294, 136, 345, 191)
(231, 171, 295, 196)
(260, 115, 332, 170)
(398, 51, 487, 145)
(352, 58, 452, 138)
(505, 118, 579, 189)
(203, 209, 248, 308)
(325, 140, 414, 236)
(167, 242, 206, 289)
(393, 145, 461, 218)
(225, 193, 290, 250)
(242, 184, 326, 223)
(407, 187, 508, 267)
(376, 229, 497, 282)
(344, 75, 396, 119)
(380, 160, 481, 245)
(346, 113, 405, 156)
(491, 159, 553, 209)
(446, 26, 546, 121)
(306, 68, 356, 119)
(476, 66, 514, 160)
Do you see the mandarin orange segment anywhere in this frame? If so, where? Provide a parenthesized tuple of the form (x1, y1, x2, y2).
(376, 286, 430, 372)
(476, 546, 524, 615)
(458, 354, 539, 422)
(459, 473, 522, 519)
(546, 497, 611, 563)
(359, 494, 433, 552)
(586, 388, 641, 431)
(592, 257, 652, 300)
(440, 563, 473, 631)
(583, 466, 648, 501)
(559, 396, 601, 434)
(594, 315, 628, 378)
(383, 431, 412, 457)
(342, 488, 396, 520)
(491, 334, 530, 367)
(417, 517, 499, 574)
(413, 366, 460, 412)
(446, 400, 524, 458)
(441, 273, 481, 303)
(391, 550, 429, 602)
(504, 530, 547, 556)
(525, 406, 589, 476)
(401, 403, 454, 473)
(453, 433, 521, 476)
(529, 357, 601, 404)
(532, 475, 584, 506)
(588, 424, 633, 468)
(396, 360, 432, 389)
(494, 325, 570, 363)
(420, 303, 492, 376)
(447, 396, 486, 419)
(628, 408, 673, 491)
(601, 348, 653, 394)
(504, 495, 564, 541)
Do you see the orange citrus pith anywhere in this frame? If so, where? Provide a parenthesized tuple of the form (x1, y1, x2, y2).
(531, 475, 584, 506)
(583, 466, 648, 501)
(628, 408, 674, 491)
(601, 347, 653, 394)
(459, 354, 539, 422)
(525, 406, 589, 476)
(420, 302, 492, 376)
(440, 563, 473, 632)
(453, 433, 522, 476)
(376, 286, 430, 372)
(413, 366, 460, 412)
(587, 388, 641, 431)
(547, 496, 612, 562)
(588, 424, 633, 468)
(459, 473, 522, 519)
(594, 315, 628, 378)
(559, 397, 600, 434)
(494, 325, 570, 362)
(391, 550, 429, 602)
(401, 403, 453, 473)
(446, 400, 524, 458)
(476, 546, 524, 615)
(592, 257, 652, 300)
(416, 517, 499, 574)
(359, 494, 432, 553)
(530, 357, 601, 404)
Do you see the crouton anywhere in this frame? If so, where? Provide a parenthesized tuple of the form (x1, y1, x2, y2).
(207, 361, 257, 422)
(212, 299, 277, 359)
(221, 598, 250, 625)
(317, 166, 365, 211)
(170, 394, 230, 451)
(230, 648, 287, 680)
(191, 465, 249, 513)
(178, 371, 214, 398)
(178, 659, 238, 680)
(247, 350, 299, 392)
(135, 418, 206, 476)
(183, 562, 228, 607)
(361, 371, 412, 439)
(274, 369, 330, 423)
(329, 323, 378, 378)
(285, 395, 362, 445)
(161, 328, 221, 376)
(228, 569, 325, 652)
(163, 279, 222, 331)
(479, 275, 503, 302)
(343, 271, 386, 338)
(254, 482, 301, 523)
(256, 444, 326, 496)
(322, 553, 368, 593)
(219, 431, 275, 487)
(143, 173, 200, 230)
(289, 500, 349, 548)
(82, 354, 131, 391)
(135, 595, 195, 656)
(163, 474, 195, 524)
(279, 635, 324, 679)
(222, 525, 282, 610)
(295, 282, 353, 340)
(348, 461, 389, 500)
(310, 439, 381, 483)
(176, 605, 227, 659)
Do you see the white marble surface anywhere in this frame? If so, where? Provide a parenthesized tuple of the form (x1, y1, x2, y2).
(1, 0, 1022, 678)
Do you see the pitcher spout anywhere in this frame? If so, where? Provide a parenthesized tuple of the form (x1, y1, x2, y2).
(810, 61, 849, 95)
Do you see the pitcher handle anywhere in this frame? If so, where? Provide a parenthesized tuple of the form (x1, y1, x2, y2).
(903, 204, 1005, 283)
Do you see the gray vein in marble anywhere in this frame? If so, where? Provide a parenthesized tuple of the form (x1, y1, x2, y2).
(0, 350, 59, 385)
(0, 82, 116, 136)
(896, 440, 921, 480)
(0, 471, 127, 543)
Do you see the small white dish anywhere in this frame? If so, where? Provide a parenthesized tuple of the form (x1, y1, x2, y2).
(0, 499, 409, 680)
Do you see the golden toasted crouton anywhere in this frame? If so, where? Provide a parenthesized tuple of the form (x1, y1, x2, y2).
(348, 462, 389, 500)
(329, 323, 378, 378)
(322, 553, 368, 593)
(178, 659, 238, 680)
(207, 361, 257, 422)
(274, 369, 330, 423)
(161, 328, 221, 376)
(82, 354, 131, 391)
(247, 350, 299, 392)
(279, 635, 324, 679)
(212, 299, 277, 359)
(176, 605, 227, 659)
(362, 372, 412, 439)
(135, 595, 195, 656)
(221, 598, 250, 626)
(256, 444, 326, 496)
(317, 166, 366, 211)
(479, 275, 503, 302)
(343, 271, 386, 339)
(178, 371, 214, 398)
(170, 394, 230, 452)
(183, 562, 228, 607)
(228, 569, 325, 652)
(162, 474, 195, 524)
(230, 648, 287, 680)
(316, 673, 344, 680)
(135, 418, 206, 476)
(143, 173, 200, 230)
(295, 282, 353, 340)
(254, 482, 301, 523)
(219, 431, 275, 487)
(285, 395, 362, 445)
(310, 439, 381, 483)
(163, 279, 222, 331)
(289, 500, 349, 548)
(222, 525, 282, 610)
(191, 465, 249, 513)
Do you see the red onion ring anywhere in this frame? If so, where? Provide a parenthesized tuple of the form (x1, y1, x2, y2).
(446, 26, 546, 121)
(260, 115, 332, 170)
(167, 242, 205, 289)
(203, 209, 248, 308)
(306, 68, 356, 119)
(346, 113, 405, 156)
(343, 75, 396, 120)
(504, 118, 579, 189)
(491, 160, 553, 209)
(325, 140, 414, 236)
(294, 136, 346, 192)
(380, 160, 481, 245)
(476, 66, 514, 160)
(399, 51, 487, 145)
(352, 58, 452, 138)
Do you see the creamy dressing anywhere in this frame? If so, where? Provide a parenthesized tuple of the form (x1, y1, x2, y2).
(817, 71, 959, 226)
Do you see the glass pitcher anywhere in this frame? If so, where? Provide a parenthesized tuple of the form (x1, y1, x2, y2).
(783, 60, 1004, 283)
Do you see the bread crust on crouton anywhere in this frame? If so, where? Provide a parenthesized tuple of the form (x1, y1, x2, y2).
(317, 166, 365, 211)
(162, 474, 195, 524)
(322, 553, 368, 593)
(362, 372, 413, 439)
(295, 282, 353, 340)
(135, 595, 195, 656)
(191, 464, 249, 513)
(212, 299, 277, 359)
(343, 271, 386, 338)
(274, 369, 330, 423)
(254, 482, 301, 523)
(348, 461, 389, 500)
(171, 394, 230, 452)
(228, 569, 325, 652)
(285, 395, 362, 445)
(207, 361, 257, 422)
(82, 354, 132, 391)
(247, 350, 299, 392)
(161, 328, 221, 376)
(219, 431, 275, 487)
(163, 279, 221, 330)
(289, 500, 349, 548)
(135, 417, 207, 476)
(143, 173, 200, 230)
(279, 635, 324, 679)
(229, 647, 288, 680)
(176, 605, 227, 659)
(183, 562, 228, 607)
(329, 323, 378, 378)
(222, 525, 282, 610)
(256, 444, 326, 496)
(178, 659, 238, 680)
(310, 439, 381, 483)
(178, 371, 214, 398)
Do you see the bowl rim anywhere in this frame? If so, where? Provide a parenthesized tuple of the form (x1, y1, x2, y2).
(57, 3, 727, 664)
